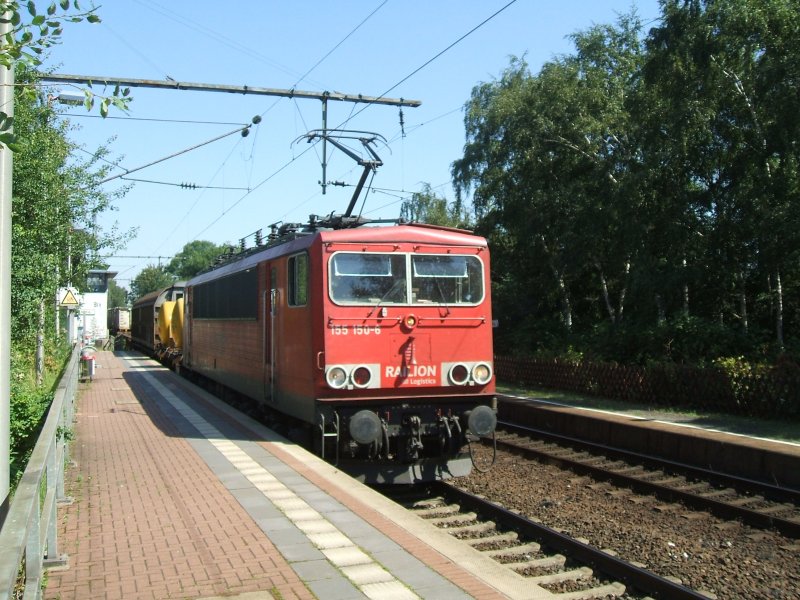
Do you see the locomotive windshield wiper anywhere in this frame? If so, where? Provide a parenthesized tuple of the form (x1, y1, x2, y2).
(368, 279, 406, 316)
(434, 277, 451, 316)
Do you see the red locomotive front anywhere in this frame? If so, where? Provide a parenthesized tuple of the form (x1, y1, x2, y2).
(313, 225, 497, 481)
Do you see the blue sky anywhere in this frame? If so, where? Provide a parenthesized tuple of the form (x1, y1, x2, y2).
(40, 0, 660, 287)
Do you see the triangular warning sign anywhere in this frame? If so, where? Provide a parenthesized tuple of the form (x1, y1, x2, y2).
(60, 289, 80, 307)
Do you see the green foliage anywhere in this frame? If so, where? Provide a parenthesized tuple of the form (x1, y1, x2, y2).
(400, 183, 472, 229)
(107, 278, 128, 307)
(8, 64, 135, 482)
(456, 1, 800, 366)
(165, 240, 227, 279)
(11, 65, 135, 342)
(130, 264, 175, 300)
(9, 338, 70, 485)
(0, 1, 131, 150)
(497, 353, 800, 420)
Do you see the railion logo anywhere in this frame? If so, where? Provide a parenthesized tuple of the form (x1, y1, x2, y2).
(387, 338, 438, 384)
(385, 364, 437, 378)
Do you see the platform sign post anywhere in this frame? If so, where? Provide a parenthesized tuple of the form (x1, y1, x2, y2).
(58, 288, 81, 344)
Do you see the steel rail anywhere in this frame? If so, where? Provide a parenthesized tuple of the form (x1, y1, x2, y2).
(431, 481, 709, 600)
(497, 421, 800, 539)
(495, 411, 800, 503)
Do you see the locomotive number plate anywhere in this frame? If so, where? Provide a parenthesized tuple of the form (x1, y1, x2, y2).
(330, 324, 382, 336)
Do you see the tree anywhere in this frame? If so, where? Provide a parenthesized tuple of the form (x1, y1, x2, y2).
(453, 1, 800, 362)
(165, 240, 227, 279)
(107, 278, 128, 308)
(399, 183, 472, 229)
(642, 0, 800, 349)
(0, 1, 131, 149)
(453, 13, 646, 343)
(130, 265, 174, 300)
(11, 65, 134, 342)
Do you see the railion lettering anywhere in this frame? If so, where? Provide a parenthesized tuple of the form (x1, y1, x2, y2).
(385, 364, 438, 378)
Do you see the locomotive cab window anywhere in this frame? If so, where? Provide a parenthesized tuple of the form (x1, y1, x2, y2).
(288, 253, 308, 307)
(412, 255, 483, 305)
(330, 252, 407, 304)
(329, 251, 483, 306)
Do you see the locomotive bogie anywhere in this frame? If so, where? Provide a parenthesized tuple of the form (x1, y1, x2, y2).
(315, 396, 496, 483)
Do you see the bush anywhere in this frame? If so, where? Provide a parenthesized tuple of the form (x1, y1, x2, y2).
(9, 339, 71, 487)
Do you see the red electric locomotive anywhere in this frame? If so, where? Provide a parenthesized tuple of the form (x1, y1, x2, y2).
(181, 219, 497, 483)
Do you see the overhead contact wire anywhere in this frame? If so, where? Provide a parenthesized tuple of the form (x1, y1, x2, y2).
(338, 0, 518, 129)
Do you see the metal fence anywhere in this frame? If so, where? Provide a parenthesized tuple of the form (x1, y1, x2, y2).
(495, 354, 800, 418)
(0, 345, 80, 599)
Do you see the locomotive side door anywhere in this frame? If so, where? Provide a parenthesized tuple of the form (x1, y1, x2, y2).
(264, 265, 278, 402)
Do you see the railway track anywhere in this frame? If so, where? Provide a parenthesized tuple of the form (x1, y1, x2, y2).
(495, 421, 800, 539)
(389, 481, 710, 599)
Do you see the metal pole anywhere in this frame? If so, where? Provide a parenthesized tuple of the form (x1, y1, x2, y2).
(321, 96, 327, 195)
(0, 13, 14, 524)
(42, 73, 422, 198)
(40, 73, 422, 107)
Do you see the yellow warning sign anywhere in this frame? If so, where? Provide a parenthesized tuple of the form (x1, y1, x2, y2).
(59, 289, 80, 307)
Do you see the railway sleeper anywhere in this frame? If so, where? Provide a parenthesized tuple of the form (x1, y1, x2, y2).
(578, 456, 608, 466)
(653, 476, 688, 486)
(428, 511, 478, 526)
(409, 496, 448, 510)
(699, 487, 736, 498)
(530, 566, 593, 585)
(465, 531, 519, 546)
(547, 448, 581, 458)
(507, 553, 566, 571)
(676, 481, 710, 492)
(726, 495, 764, 506)
(555, 581, 627, 600)
(758, 503, 796, 515)
(444, 519, 495, 534)
(483, 541, 542, 558)
(611, 464, 646, 475)
(413, 503, 461, 518)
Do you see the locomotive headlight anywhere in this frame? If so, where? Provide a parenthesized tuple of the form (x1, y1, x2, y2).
(403, 314, 417, 330)
(326, 366, 348, 389)
(351, 365, 372, 388)
(472, 362, 493, 385)
(449, 363, 470, 385)
(467, 405, 497, 437)
(349, 410, 383, 445)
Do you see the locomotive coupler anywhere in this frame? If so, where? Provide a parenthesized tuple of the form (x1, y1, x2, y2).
(381, 419, 390, 459)
(438, 416, 452, 454)
(403, 415, 424, 461)
(449, 415, 463, 453)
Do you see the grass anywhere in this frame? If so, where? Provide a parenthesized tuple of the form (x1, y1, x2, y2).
(496, 382, 800, 444)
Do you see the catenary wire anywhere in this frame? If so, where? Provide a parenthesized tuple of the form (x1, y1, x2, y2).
(129, 2, 496, 276)
(337, 0, 518, 130)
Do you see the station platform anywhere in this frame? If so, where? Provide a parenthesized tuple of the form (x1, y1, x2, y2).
(44, 351, 541, 600)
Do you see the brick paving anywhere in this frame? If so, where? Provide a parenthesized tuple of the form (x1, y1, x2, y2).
(45, 351, 313, 600)
(265, 441, 510, 600)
